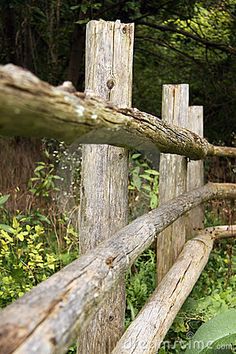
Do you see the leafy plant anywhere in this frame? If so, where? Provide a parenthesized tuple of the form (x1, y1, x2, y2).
(125, 249, 156, 327)
(129, 152, 159, 210)
(29, 159, 62, 198)
(0, 217, 57, 307)
(0, 194, 10, 208)
(0, 213, 78, 308)
(159, 239, 236, 353)
(184, 309, 236, 353)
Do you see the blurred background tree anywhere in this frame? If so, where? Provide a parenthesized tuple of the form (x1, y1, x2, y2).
(0, 0, 235, 207)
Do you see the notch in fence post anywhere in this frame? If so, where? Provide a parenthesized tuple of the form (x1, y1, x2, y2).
(186, 106, 204, 238)
(78, 20, 134, 353)
(157, 84, 189, 284)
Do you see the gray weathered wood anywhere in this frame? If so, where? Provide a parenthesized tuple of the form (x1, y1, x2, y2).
(78, 20, 134, 353)
(157, 84, 189, 283)
(0, 64, 235, 159)
(0, 183, 235, 354)
(204, 225, 236, 239)
(112, 233, 213, 354)
(112, 225, 236, 354)
(186, 106, 204, 238)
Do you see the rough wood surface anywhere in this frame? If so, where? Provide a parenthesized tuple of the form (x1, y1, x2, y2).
(78, 20, 134, 354)
(204, 225, 236, 239)
(213, 146, 236, 158)
(186, 106, 204, 238)
(0, 64, 235, 159)
(0, 183, 235, 354)
(157, 84, 189, 283)
(112, 225, 236, 354)
(112, 233, 213, 354)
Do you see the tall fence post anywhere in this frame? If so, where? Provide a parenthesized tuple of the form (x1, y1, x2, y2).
(157, 84, 189, 284)
(186, 106, 204, 238)
(78, 20, 134, 353)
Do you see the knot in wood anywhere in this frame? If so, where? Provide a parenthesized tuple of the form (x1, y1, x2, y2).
(107, 79, 115, 90)
(122, 26, 127, 34)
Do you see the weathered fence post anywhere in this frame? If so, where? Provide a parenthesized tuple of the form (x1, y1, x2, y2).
(78, 20, 134, 353)
(186, 106, 204, 238)
(157, 84, 189, 283)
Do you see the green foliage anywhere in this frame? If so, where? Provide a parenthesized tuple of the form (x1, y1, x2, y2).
(1, 0, 235, 143)
(0, 211, 78, 308)
(184, 310, 236, 353)
(0, 146, 79, 310)
(204, 209, 225, 228)
(129, 152, 159, 211)
(0, 217, 56, 307)
(125, 249, 156, 327)
(29, 159, 63, 198)
(159, 238, 236, 353)
(1, 3, 235, 352)
(0, 194, 10, 207)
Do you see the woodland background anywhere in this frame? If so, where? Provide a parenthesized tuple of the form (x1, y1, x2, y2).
(0, 1, 236, 353)
(1, 0, 236, 206)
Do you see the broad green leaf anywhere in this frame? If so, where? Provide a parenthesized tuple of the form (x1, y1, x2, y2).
(75, 19, 89, 25)
(184, 310, 236, 353)
(144, 169, 159, 176)
(132, 174, 142, 190)
(128, 185, 135, 190)
(150, 194, 158, 209)
(0, 194, 10, 206)
(0, 224, 14, 233)
(17, 233, 24, 241)
(70, 5, 80, 10)
(13, 217, 20, 229)
(34, 165, 45, 172)
(38, 215, 51, 224)
(140, 174, 153, 182)
(132, 153, 141, 159)
(53, 175, 63, 180)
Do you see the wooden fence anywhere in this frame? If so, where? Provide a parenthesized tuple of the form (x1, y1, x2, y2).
(0, 19, 236, 354)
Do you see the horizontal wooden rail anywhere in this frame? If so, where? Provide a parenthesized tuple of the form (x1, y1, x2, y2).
(0, 65, 235, 160)
(204, 225, 236, 240)
(112, 225, 236, 354)
(0, 183, 235, 354)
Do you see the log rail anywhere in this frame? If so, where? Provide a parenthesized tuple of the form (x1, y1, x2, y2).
(0, 64, 235, 160)
(0, 57, 236, 353)
(0, 183, 235, 354)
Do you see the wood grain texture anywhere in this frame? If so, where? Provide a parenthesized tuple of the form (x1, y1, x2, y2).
(112, 225, 236, 354)
(0, 183, 235, 354)
(204, 225, 236, 239)
(157, 84, 189, 283)
(186, 106, 204, 238)
(112, 233, 213, 354)
(78, 20, 134, 354)
(0, 64, 235, 159)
